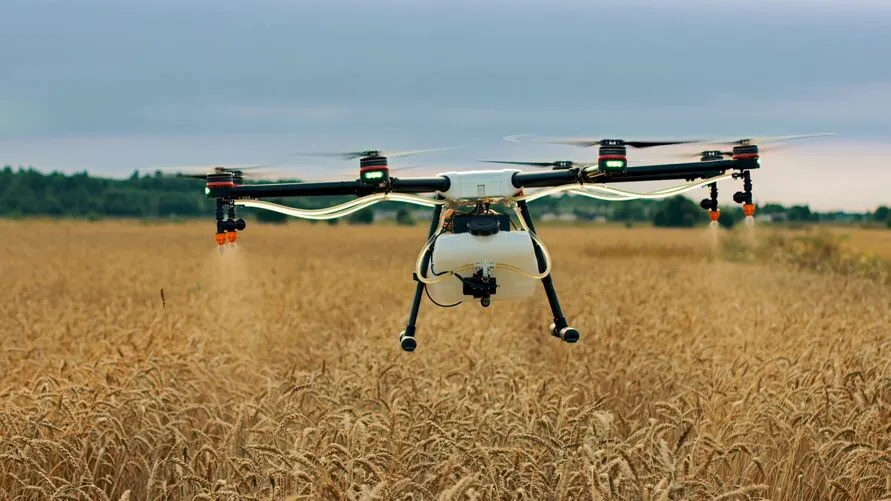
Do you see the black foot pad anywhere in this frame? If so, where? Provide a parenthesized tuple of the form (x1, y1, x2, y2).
(399, 331, 417, 352)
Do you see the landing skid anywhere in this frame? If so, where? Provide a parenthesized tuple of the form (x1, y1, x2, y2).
(399, 199, 579, 352)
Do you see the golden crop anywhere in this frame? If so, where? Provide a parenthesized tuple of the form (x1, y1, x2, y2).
(1, 219, 889, 500)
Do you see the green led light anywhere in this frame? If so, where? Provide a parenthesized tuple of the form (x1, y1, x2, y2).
(204, 187, 210, 195)
(604, 160, 626, 169)
(363, 170, 385, 180)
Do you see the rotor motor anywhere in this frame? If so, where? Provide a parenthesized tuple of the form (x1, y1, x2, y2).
(731, 143, 759, 160)
(205, 172, 235, 195)
(597, 140, 628, 173)
(700, 150, 725, 162)
(359, 155, 390, 186)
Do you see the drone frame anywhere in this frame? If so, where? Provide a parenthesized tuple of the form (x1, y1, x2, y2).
(203, 142, 763, 352)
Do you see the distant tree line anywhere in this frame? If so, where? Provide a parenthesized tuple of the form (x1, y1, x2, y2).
(1, 166, 888, 229)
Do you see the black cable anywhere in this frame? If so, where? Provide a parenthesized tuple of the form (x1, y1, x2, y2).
(424, 285, 461, 308)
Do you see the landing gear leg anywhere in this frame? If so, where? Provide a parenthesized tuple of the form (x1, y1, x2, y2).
(400, 201, 444, 352)
(516, 200, 580, 343)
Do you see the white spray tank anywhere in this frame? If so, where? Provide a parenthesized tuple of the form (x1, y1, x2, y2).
(425, 228, 541, 306)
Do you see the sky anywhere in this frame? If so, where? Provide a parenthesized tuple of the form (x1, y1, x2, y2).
(1, 0, 889, 211)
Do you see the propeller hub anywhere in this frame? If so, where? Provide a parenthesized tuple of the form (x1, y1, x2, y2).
(700, 150, 726, 161)
(359, 155, 388, 169)
(731, 144, 759, 160)
(206, 172, 235, 187)
(205, 172, 235, 198)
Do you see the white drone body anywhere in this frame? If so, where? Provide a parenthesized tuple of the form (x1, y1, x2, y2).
(236, 167, 735, 308)
(420, 169, 543, 306)
(231, 154, 756, 351)
(213, 132, 833, 351)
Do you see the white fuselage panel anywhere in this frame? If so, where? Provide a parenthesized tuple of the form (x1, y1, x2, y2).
(437, 169, 522, 201)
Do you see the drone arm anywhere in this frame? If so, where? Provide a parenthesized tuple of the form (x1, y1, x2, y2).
(229, 181, 366, 199)
(590, 169, 727, 184)
(390, 176, 451, 193)
(511, 169, 581, 189)
(511, 159, 756, 189)
(219, 177, 451, 200)
(592, 159, 747, 183)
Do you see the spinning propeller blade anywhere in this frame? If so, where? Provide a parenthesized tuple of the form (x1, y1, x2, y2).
(479, 160, 597, 169)
(253, 162, 433, 183)
(672, 133, 836, 159)
(292, 145, 464, 160)
(153, 164, 275, 179)
(703, 133, 836, 147)
(504, 134, 705, 149)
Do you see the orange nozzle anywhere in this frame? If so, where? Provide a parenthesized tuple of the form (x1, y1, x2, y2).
(709, 210, 720, 222)
(215, 232, 226, 245)
(227, 231, 237, 243)
(743, 203, 756, 217)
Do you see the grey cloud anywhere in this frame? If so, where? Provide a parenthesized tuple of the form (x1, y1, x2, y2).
(1, 0, 889, 210)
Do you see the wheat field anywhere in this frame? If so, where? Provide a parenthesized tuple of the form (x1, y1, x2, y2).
(1, 219, 889, 500)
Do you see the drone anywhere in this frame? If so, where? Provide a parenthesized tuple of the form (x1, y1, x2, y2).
(185, 133, 832, 352)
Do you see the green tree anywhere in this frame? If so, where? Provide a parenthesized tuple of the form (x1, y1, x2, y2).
(652, 196, 704, 228)
(395, 208, 415, 226)
(717, 208, 739, 229)
(254, 202, 289, 224)
(612, 202, 648, 222)
(787, 205, 815, 222)
(760, 203, 787, 215)
(348, 208, 374, 225)
(256, 211, 288, 224)
(158, 193, 203, 218)
(874, 205, 889, 222)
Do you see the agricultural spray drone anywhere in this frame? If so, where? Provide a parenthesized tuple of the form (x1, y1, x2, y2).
(191, 133, 831, 352)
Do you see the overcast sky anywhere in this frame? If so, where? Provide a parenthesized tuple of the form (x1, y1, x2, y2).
(1, 0, 889, 210)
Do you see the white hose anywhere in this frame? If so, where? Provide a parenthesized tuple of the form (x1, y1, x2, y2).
(246, 192, 383, 215)
(235, 192, 443, 220)
(236, 198, 382, 220)
(414, 216, 451, 285)
(510, 204, 552, 279)
(516, 184, 583, 203)
(574, 172, 735, 200)
(517, 172, 734, 203)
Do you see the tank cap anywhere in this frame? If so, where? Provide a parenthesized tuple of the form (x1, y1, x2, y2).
(468, 218, 500, 236)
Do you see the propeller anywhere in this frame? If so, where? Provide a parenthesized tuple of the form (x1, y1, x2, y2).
(253, 163, 435, 183)
(703, 133, 836, 147)
(504, 134, 705, 149)
(292, 145, 464, 160)
(153, 164, 275, 179)
(673, 133, 836, 159)
(479, 160, 597, 169)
